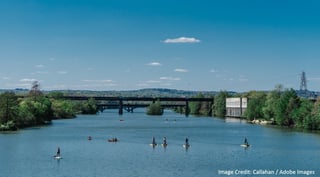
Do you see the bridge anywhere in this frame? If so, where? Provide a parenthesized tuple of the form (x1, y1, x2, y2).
(63, 96, 214, 116)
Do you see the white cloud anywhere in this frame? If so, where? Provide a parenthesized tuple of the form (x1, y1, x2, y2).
(2, 77, 10, 80)
(20, 78, 37, 82)
(147, 62, 162, 66)
(210, 69, 217, 73)
(35, 64, 45, 68)
(174, 68, 188, 73)
(57, 71, 68, 74)
(163, 37, 200, 43)
(160, 77, 181, 81)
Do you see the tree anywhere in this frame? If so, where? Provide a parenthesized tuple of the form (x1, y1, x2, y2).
(214, 91, 229, 117)
(51, 100, 76, 118)
(244, 91, 266, 120)
(274, 88, 297, 126)
(147, 100, 163, 115)
(0, 92, 19, 130)
(262, 85, 282, 120)
(81, 98, 98, 114)
(189, 93, 203, 115)
(29, 81, 43, 102)
(291, 98, 313, 129)
(304, 98, 320, 130)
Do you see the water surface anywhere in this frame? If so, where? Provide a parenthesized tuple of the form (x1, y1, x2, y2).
(1, 109, 319, 177)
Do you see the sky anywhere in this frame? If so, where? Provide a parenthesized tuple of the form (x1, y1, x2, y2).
(0, 0, 320, 92)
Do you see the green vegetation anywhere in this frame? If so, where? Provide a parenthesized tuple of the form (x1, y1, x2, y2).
(213, 91, 230, 117)
(0, 83, 99, 131)
(188, 93, 213, 116)
(243, 85, 320, 131)
(147, 100, 163, 115)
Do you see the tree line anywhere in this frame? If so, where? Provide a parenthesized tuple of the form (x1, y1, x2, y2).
(243, 85, 320, 130)
(173, 91, 229, 118)
(174, 86, 320, 131)
(0, 83, 98, 131)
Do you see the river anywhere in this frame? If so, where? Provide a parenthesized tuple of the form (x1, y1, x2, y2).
(1, 109, 319, 177)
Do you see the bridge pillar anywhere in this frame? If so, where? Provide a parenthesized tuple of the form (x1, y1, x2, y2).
(185, 100, 189, 117)
(119, 99, 123, 115)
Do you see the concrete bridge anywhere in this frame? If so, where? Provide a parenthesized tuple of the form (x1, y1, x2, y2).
(63, 96, 213, 116)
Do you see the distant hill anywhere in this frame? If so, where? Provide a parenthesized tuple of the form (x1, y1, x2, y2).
(49, 88, 222, 97)
(1, 88, 317, 99)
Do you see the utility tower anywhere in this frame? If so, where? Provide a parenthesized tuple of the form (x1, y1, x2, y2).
(300, 71, 307, 91)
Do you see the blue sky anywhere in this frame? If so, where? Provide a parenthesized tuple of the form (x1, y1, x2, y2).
(1, 0, 320, 91)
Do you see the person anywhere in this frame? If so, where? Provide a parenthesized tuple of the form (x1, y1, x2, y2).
(56, 147, 60, 157)
(152, 136, 156, 145)
(163, 137, 167, 145)
(185, 137, 189, 145)
(244, 137, 248, 145)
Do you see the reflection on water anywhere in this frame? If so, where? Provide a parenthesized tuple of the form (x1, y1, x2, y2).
(1, 109, 320, 177)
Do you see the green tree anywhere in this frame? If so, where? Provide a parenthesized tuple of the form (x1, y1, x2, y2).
(0, 92, 19, 130)
(214, 91, 229, 117)
(51, 100, 76, 118)
(274, 88, 297, 126)
(81, 98, 98, 114)
(244, 91, 266, 120)
(304, 98, 320, 130)
(189, 93, 204, 115)
(291, 98, 313, 129)
(29, 81, 43, 102)
(262, 85, 282, 120)
(147, 100, 163, 115)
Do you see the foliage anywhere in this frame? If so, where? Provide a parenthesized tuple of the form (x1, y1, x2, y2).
(0, 89, 99, 131)
(0, 92, 19, 125)
(51, 100, 76, 119)
(243, 85, 319, 130)
(305, 98, 320, 130)
(187, 93, 213, 116)
(189, 93, 203, 115)
(243, 91, 266, 120)
(80, 98, 98, 114)
(274, 89, 297, 126)
(147, 100, 163, 115)
(262, 86, 282, 120)
(213, 91, 229, 117)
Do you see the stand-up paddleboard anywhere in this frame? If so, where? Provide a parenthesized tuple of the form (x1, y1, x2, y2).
(240, 144, 250, 148)
(149, 143, 157, 147)
(161, 143, 168, 147)
(54, 155, 62, 160)
(183, 144, 190, 148)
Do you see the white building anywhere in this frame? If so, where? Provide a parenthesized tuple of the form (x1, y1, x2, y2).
(226, 97, 247, 117)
